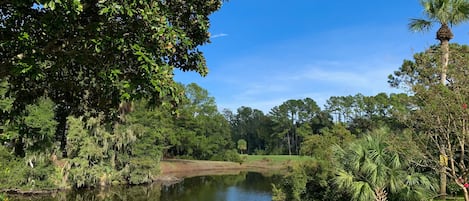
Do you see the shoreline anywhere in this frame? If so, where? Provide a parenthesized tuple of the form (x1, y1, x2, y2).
(155, 159, 288, 185)
(2, 158, 291, 195)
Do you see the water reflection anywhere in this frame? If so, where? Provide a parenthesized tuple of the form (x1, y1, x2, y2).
(161, 172, 279, 201)
(10, 172, 280, 201)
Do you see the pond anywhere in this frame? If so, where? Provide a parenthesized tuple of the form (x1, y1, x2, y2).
(9, 172, 282, 201)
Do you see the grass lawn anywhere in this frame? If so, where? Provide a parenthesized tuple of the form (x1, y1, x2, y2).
(434, 196, 465, 201)
(242, 154, 313, 166)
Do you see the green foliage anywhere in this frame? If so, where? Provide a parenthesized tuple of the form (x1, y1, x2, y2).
(0, 146, 57, 190)
(409, 0, 469, 33)
(281, 165, 309, 201)
(272, 183, 287, 201)
(334, 128, 436, 201)
(165, 83, 233, 160)
(0, 79, 14, 120)
(390, 43, 469, 199)
(228, 106, 274, 154)
(269, 98, 322, 155)
(0, 97, 60, 190)
(324, 93, 411, 133)
(1, 97, 57, 157)
(210, 149, 243, 163)
(0, 1, 224, 190)
(22, 98, 58, 153)
(65, 107, 164, 187)
(275, 158, 349, 201)
(300, 123, 354, 159)
(237, 139, 247, 154)
(1, 0, 224, 118)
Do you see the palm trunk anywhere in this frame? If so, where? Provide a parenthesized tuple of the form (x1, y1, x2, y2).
(440, 40, 449, 200)
(440, 39, 450, 84)
(374, 187, 388, 201)
(436, 23, 452, 199)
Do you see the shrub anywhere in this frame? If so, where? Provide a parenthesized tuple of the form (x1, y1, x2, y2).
(210, 149, 243, 163)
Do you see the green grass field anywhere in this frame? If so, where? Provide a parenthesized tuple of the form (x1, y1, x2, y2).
(242, 154, 313, 165)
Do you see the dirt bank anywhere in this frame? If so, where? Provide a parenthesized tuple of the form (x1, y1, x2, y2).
(154, 158, 291, 185)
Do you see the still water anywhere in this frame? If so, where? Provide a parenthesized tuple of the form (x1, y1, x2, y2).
(10, 172, 281, 201)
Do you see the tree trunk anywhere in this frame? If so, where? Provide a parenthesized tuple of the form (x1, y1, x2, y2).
(13, 136, 25, 157)
(374, 187, 388, 201)
(440, 152, 448, 200)
(440, 39, 450, 84)
(286, 131, 291, 155)
(464, 188, 469, 201)
(55, 104, 70, 158)
(440, 166, 447, 200)
(56, 114, 68, 158)
(436, 23, 452, 200)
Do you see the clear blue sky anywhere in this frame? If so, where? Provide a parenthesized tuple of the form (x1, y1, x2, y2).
(174, 0, 469, 113)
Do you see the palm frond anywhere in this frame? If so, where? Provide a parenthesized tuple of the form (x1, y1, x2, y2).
(409, 18, 433, 32)
(388, 169, 406, 193)
(362, 158, 378, 182)
(451, 0, 469, 25)
(351, 182, 374, 201)
(335, 169, 355, 189)
(389, 153, 402, 169)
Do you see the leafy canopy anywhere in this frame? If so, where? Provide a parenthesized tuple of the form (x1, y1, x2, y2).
(0, 0, 223, 118)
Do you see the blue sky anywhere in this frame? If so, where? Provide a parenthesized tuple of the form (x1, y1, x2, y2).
(174, 0, 469, 113)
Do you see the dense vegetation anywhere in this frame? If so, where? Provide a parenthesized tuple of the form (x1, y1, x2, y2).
(0, 0, 227, 190)
(3, 0, 469, 201)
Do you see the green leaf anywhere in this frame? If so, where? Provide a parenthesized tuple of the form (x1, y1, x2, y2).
(48, 1, 56, 10)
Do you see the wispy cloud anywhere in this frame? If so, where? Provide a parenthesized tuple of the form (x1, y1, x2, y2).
(213, 58, 404, 112)
(179, 23, 419, 113)
(210, 33, 228, 39)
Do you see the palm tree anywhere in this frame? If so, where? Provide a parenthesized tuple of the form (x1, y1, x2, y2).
(409, 1, 469, 199)
(409, 0, 469, 85)
(334, 129, 435, 201)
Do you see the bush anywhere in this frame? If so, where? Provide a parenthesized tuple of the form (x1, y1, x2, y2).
(0, 149, 57, 190)
(126, 157, 160, 185)
(276, 160, 350, 201)
(272, 184, 286, 201)
(254, 149, 267, 155)
(210, 149, 243, 163)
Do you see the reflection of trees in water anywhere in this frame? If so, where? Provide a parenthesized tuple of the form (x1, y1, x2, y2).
(10, 172, 279, 201)
(63, 184, 162, 201)
(160, 172, 280, 201)
(10, 184, 162, 201)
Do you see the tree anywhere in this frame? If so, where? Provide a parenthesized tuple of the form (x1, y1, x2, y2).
(390, 44, 469, 200)
(270, 98, 321, 155)
(237, 139, 247, 154)
(300, 123, 354, 160)
(228, 106, 272, 154)
(168, 83, 232, 160)
(0, 0, 224, 156)
(309, 111, 334, 134)
(0, 79, 14, 141)
(409, 0, 469, 84)
(335, 128, 435, 201)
